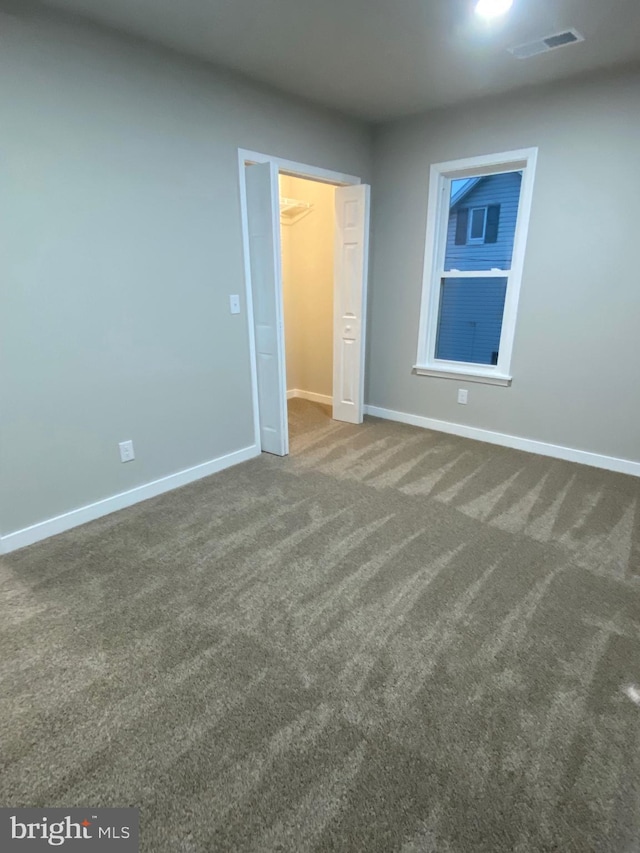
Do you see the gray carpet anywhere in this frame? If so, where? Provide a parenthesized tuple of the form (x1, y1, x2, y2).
(2, 398, 640, 852)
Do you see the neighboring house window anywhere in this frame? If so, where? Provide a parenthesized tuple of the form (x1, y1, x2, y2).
(415, 148, 538, 386)
(464, 206, 489, 244)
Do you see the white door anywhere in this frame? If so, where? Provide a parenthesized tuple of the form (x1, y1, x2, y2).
(333, 184, 371, 424)
(245, 162, 288, 456)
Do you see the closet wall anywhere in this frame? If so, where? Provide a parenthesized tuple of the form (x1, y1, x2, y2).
(280, 175, 335, 401)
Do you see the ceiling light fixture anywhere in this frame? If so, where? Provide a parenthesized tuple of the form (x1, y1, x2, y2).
(474, 0, 514, 19)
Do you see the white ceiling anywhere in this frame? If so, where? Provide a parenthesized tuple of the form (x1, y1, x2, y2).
(41, 0, 640, 120)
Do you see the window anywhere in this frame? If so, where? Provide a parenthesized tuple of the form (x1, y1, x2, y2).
(415, 148, 538, 386)
(467, 206, 488, 243)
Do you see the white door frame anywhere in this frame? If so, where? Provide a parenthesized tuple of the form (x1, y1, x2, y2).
(237, 148, 364, 452)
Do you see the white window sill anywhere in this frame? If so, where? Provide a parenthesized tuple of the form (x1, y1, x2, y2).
(413, 364, 512, 387)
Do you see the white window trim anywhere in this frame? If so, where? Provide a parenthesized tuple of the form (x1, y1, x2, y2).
(415, 147, 538, 386)
(467, 206, 488, 244)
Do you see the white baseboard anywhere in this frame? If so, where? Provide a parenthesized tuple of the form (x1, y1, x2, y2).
(0, 444, 261, 555)
(364, 405, 640, 478)
(287, 389, 333, 406)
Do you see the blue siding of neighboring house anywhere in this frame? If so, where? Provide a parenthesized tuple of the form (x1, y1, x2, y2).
(437, 172, 521, 365)
(436, 277, 508, 365)
(444, 171, 522, 272)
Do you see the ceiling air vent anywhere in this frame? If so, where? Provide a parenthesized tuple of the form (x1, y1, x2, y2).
(508, 28, 584, 59)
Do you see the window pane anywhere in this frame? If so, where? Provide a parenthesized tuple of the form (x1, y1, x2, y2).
(469, 208, 486, 240)
(445, 171, 522, 271)
(435, 277, 508, 365)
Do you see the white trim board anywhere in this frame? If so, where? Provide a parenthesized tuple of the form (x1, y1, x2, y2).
(364, 405, 640, 478)
(0, 445, 260, 555)
(238, 148, 361, 187)
(287, 389, 333, 405)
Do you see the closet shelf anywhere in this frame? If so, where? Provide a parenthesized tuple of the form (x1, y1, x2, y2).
(280, 197, 313, 225)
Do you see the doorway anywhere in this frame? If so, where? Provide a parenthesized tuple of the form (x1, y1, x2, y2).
(280, 173, 334, 431)
(238, 150, 370, 457)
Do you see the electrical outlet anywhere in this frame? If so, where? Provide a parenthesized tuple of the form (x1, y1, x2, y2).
(118, 440, 135, 463)
(457, 389, 469, 405)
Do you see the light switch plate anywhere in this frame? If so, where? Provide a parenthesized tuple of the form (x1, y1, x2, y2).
(229, 294, 240, 314)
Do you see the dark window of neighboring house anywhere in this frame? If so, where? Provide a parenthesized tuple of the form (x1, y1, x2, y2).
(455, 204, 501, 247)
(468, 206, 487, 242)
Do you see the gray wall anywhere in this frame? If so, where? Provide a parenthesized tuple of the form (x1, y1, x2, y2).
(0, 5, 371, 535)
(367, 67, 640, 463)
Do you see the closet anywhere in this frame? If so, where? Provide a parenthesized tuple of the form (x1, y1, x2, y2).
(279, 174, 335, 407)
